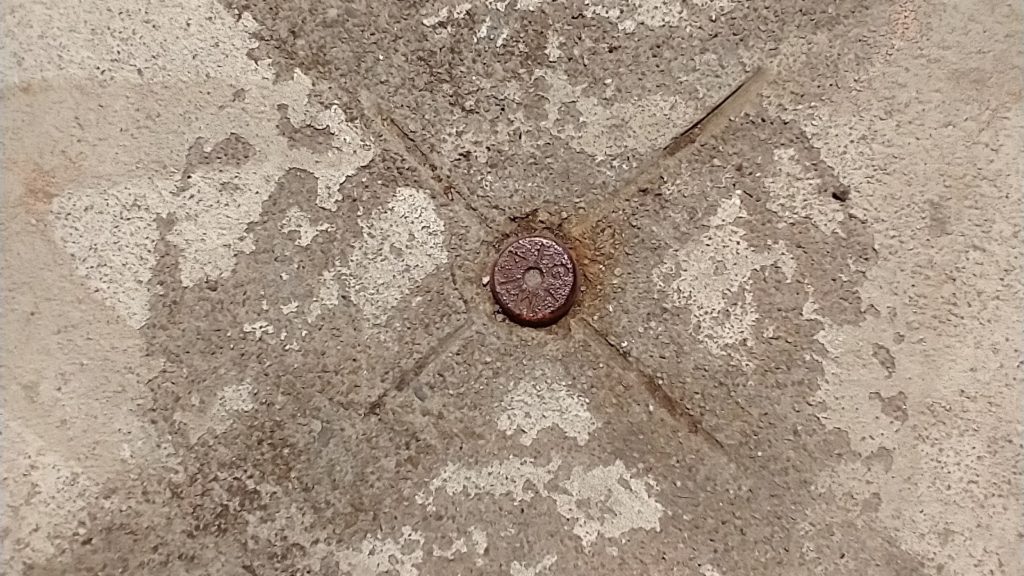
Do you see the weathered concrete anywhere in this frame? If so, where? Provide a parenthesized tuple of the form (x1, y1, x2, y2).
(3, 1, 1021, 575)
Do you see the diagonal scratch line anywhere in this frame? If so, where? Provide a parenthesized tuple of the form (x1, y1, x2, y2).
(364, 319, 476, 417)
(661, 67, 769, 157)
(575, 318, 728, 454)
(579, 68, 769, 230)
(363, 94, 497, 233)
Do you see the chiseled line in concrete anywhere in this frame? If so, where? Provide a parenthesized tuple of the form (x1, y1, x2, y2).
(360, 91, 499, 235)
(577, 67, 770, 232)
(363, 318, 477, 416)
(573, 317, 729, 455)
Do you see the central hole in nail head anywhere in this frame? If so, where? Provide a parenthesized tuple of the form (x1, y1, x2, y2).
(523, 268, 544, 288)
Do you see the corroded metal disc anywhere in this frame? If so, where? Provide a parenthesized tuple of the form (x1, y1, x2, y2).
(491, 236, 578, 327)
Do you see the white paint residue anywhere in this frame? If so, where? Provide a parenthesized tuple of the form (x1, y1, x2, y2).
(654, 224, 795, 357)
(306, 263, 343, 323)
(535, 68, 737, 159)
(420, 458, 663, 546)
(497, 378, 597, 446)
(280, 301, 299, 315)
(764, 148, 845, 235)
(706, 193, 748, 227)
(423, 2, 472, 26)
(623, 0, 689, 31)
(423, 6, 451, 26)
(243, 321, 275, 341)
(544, 31, 564, 62)
(20, 0, 374, 329)
(573, 94, 697, 157)
(584, 2, 623, 22)
(280, 206, 334, 246)
(164, 171, 258, 286)
(552, 461, 664, 547)
(345, 188, 447, 323)
(470, 526, 488, 565)
(700, 564, 725, 576)
(49, 183, 164, 328)
(216, 383, 255, 414)
(431, 535, 468, 559)
(583, 0, 696, 33)
(334, 526, 424, 576)
(175, 382, 256, 443)
(50, 86, 372, 326)
(511, 554, 558, 576)
(537, 69, 689, 158)
(421, 458, 560, 505)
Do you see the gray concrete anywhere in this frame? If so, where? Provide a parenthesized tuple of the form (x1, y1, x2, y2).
(2, 1, 1021, 575)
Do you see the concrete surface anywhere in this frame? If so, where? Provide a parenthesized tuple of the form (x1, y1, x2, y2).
(2, 0, 1021, 575)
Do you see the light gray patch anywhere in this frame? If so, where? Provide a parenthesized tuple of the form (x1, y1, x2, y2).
(764, 147, 846, 235)
(419, 457, 560, 506)
(496, 371, 597, 446)
(551, 460, 664, 547)
(276, 103, 339, 154)
(344, 187, 448, 324)
(510, 554, 557, 576)
(279, 206, 334, 246)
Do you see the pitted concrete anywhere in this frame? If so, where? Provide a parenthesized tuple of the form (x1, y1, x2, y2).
(3, 1, 1021, 575)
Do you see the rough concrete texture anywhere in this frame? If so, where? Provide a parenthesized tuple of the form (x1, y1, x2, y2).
(2, 0, 1021, 575)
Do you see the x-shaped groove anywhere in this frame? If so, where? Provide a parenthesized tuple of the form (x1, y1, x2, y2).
(362, 70, 768, 459)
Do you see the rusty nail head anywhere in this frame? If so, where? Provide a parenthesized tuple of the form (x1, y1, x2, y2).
(491, 236, 579, 327)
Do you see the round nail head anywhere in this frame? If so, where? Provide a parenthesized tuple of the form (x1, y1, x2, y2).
(491, 236, 579, 327)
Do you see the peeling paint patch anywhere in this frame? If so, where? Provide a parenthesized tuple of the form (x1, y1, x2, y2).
(431, 535, 468, 559)
(496, 377, 597, 446)
(215, 383, 256, 414)
(50, 87, 372, 328)
(242, 320, 275, 340)
(280, 206, 334, 246)
(174, 382, 256, 443)
(24, 0, 374, 330)
(583, 0, 701, 33)
(306, 263, 343, 323)
(552, 461, 664, 547)
(700, 564, 725, 576)
(654, 219, 796, 357)
(423, 2, 473, 26)
(419, 458, 663, 546)
(573, 95, 695, 157)
(544, 31, 564, 62)
(765, 148, 845, 235)
(345, 187, 447, 324)
(420, 457, 560, 506)
(335, 527, 425, 576)
(705, 193, 748, 227)
(511, 554, 557, 576)
(470, 526, 488, 564)
(535, 68, 739, 159)
(50, 183, 165, 329)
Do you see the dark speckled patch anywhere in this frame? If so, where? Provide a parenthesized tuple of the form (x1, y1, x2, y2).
(19, 2, 939, 575)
